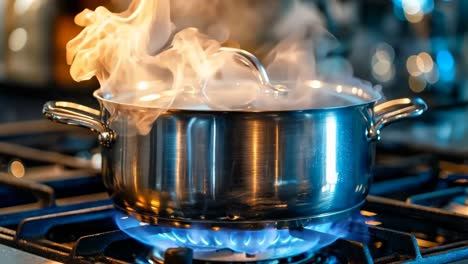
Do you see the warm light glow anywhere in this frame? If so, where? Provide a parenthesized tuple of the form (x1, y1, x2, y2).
(309, 80, 322, 89)
(416, 238, 439, 248)
(91, 153, 102, 169)
(376, 43, 395, 61)
(137, 81, 150, 91)
(139, 93, 162, 102)
(406, 55, 422, 77)
(405, 11, 424, 23)
(8, 28, 28, 52)
(416, 52, 433, 73)
(375, 50, 391, 62)
(402, 0, 425, 23)
(274, 123, 279, 197)
(408, 76, 426, 93)
(251, 121, 261, 196)
(365, 220, 382, 226)
(406, 52, 438, 86)
(9, 160, 25, 178)
(211, 121, 217, 199)
(435, 235, 446, 244)
(393, 0, 434, 22)
(175, 122, 183, 201)
(336, 85, 343, 93)
(373, 60, 391, 76)
(375, 67, 394, 82)
(371, 43, 395, 82)
(150, 199, 160, 207)
(14, 0, 34, 15)
(360, 210, 377, 217)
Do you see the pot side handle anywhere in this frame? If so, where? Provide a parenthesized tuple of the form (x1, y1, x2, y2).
(42, 101, 115, 147)
(368, 97, 427, 141)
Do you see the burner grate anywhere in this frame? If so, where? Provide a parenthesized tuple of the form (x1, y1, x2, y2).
(0, 197, 466, 263)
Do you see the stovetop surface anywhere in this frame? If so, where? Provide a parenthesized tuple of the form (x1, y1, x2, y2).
(0, 120, 467, 263)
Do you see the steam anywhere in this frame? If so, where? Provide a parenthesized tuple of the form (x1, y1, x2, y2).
(67, 0, 379, 134)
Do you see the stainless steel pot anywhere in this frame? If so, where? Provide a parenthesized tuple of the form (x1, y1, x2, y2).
(43, 88, 427, 230)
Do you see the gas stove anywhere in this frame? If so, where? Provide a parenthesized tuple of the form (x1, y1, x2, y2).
(0, 120, 467, 264)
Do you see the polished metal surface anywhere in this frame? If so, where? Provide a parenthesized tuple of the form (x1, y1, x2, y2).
(106, 102, 375, 229)
(367, 97, 427, 141)
(43, 90, 426, 229)
(43, 101, 115, 147)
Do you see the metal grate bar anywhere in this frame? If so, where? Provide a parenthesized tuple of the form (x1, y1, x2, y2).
(366, 196, 468, 231)
(15, 205, 114, 240)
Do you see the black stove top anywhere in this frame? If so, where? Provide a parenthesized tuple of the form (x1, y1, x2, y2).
(0, 120, 467, 263)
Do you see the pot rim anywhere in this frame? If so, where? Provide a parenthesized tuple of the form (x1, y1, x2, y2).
(93, 80, 382, 113)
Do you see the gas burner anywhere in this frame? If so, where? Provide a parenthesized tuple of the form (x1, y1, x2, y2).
(115, 212, 352, 263)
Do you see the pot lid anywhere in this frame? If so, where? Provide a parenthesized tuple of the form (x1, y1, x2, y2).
(94, 79, 382, 112)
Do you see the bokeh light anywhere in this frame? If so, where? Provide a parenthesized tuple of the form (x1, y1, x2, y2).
(426, 67, 439, 84)
(416, 52, 433, 73)
(409, 75, 427, 93)
(436, 50, 455, 82)
(406, 52, 441, 90)
(392, 0, 434, 23)
(406, 55, 422, 77)
(371, 43, 395, 82)
(8, 28, 28, 52)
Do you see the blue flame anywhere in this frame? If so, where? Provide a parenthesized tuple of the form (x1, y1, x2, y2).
(115, 213, 353, 260)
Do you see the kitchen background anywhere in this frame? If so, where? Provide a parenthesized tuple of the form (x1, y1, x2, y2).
(0, 0, 467, 155)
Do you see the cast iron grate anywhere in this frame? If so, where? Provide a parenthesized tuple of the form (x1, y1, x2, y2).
(0, 199, 464, 263)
